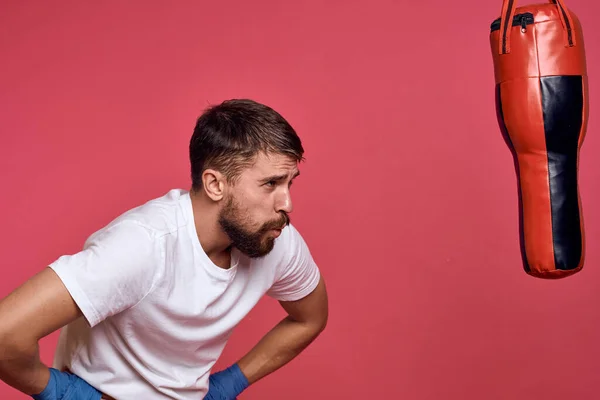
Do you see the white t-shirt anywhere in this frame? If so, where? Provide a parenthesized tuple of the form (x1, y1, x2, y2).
(48, 189, 321, 400)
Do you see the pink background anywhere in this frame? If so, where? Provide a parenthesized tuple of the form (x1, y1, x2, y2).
(1, 0, 599, 399)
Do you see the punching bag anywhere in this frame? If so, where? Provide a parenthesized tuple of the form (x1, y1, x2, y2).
(489, 0, 588, 279)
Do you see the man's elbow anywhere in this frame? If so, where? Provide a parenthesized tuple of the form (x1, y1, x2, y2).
(311, 296, 329, 336)
(313, 321, 327, 341)
(317, 309, 328, 334)
(308, 307, 328, 338)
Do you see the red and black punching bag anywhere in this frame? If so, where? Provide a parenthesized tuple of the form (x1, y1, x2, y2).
(490, 0, 588, 278)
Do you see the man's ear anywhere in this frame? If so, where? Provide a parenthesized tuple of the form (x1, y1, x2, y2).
(202, 169, 226, 201)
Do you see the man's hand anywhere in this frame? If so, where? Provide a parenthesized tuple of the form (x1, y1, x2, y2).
(32, 368, 102, 400)
(205, 364, 249, 400)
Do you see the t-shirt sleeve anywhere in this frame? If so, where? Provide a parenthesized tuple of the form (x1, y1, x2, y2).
(48, 220, 160, 327)
(266, 224, 321, 302)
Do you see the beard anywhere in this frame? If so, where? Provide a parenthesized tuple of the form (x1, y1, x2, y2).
(218, 196, 290, 258)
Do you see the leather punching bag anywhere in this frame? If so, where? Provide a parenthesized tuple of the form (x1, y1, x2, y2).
(489, 0, 588, 279)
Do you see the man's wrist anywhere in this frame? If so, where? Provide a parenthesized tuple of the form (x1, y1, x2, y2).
(31, 368, 58, 400)
(218, 363, 249, 397)
(32, 367, 51, 396)
(227, 363, 249, 392)
(207, 363, 250, 399)
(0, 354, 51, 396)
(30, 365, 51, 396)
(30, 368, 102, 400)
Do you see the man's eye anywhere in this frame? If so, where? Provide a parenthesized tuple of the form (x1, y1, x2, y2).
(266, 181, 276, 187)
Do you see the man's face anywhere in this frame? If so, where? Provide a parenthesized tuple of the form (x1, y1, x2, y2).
(218, 152, 299, 258)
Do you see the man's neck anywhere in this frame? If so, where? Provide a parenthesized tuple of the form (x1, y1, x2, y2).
(189, 189, 232, 264)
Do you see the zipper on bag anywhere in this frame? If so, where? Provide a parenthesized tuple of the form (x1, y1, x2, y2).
(490, 12, 534, 33)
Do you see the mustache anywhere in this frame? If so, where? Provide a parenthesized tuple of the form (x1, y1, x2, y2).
(263, 212, 290, 231)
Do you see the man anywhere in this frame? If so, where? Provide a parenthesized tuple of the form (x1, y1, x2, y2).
(0, 99, 328, 399)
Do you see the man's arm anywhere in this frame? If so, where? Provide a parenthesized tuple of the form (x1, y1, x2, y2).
(235, 275, 328, 385)
(0, 267, 82, 395)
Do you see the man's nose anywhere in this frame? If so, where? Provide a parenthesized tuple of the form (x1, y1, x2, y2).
(276, 189, 293, 214)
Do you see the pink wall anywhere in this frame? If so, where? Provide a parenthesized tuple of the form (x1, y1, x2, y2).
(1, 0, 599, 398)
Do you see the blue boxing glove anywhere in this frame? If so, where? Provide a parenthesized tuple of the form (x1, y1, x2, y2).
(205, 364, 249, 400)
(32, 368, 102, 400)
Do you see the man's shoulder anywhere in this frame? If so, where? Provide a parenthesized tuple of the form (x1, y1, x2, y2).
(89, 189, 192, 242)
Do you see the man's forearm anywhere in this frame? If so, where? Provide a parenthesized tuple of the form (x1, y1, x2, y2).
(0, 267, 83, 396)
(0, 337, 50, 395)
(235, 316, 325, 385)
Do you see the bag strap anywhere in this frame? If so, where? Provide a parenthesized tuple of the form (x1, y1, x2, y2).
(498, 0, 576, 55)
(553, 0, 576, 48)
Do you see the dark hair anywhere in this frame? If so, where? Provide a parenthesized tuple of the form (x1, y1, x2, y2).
(189, 99, 304, 191)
